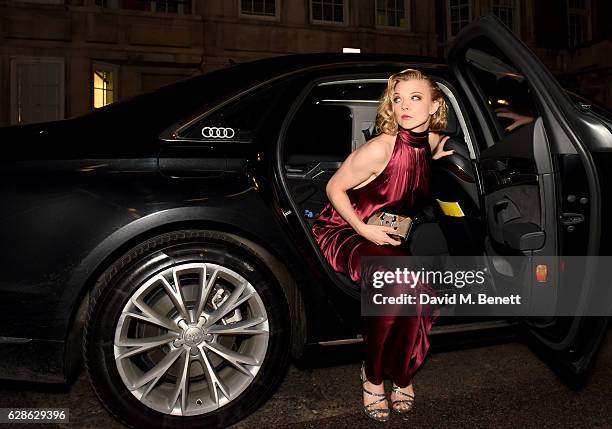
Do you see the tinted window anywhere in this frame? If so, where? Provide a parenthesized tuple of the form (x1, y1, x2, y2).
(284, 82, 362, 161)
(285, 104, 353, 160)
(464, 42, 540, 145)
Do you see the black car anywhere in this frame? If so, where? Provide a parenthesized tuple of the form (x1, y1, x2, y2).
(1, 16, 610, 429)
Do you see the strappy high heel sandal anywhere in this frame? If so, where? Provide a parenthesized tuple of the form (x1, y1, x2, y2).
(360, 362, 390, 422)
(390, 382, 415, 418)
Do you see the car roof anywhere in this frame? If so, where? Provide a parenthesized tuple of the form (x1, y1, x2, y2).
(230, 52, 446, 75)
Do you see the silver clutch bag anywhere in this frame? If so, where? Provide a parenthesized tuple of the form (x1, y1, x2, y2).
(366, 210, 415, 240)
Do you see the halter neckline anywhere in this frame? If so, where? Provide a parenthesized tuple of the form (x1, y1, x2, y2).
(397, 125, 428, 148)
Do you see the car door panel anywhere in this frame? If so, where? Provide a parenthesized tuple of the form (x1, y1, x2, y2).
(449, 15, 606, 375)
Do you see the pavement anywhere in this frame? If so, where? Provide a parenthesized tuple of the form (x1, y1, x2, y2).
(0, 325, 611, 428)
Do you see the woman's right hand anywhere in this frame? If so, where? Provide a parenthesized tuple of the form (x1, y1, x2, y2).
(357, 224, 402, 246)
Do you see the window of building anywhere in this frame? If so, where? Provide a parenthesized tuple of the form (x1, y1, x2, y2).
(13, 0, 63, 3)
(375, 0, 410, 29)
(239, 0, 279, 18)
(10, 57, 64, 125)
(311, 0, 346, 25)
(95, 0, 191, 14)
(93, 65, 118, 109)
(568, 0, 590, 48)
(447, 0, 471, 38)
(151, 0, 191, 14)
(491, 0, 518, 33)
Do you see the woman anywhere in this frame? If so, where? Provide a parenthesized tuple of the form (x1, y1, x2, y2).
(310, 68, 453, 422)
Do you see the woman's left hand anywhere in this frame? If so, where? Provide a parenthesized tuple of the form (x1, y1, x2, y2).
(429, 132, 454, 160)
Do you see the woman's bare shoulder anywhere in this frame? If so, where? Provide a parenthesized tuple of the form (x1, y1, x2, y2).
(357, 133, 395, 158)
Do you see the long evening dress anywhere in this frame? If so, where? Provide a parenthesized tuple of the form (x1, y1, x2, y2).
(310, 126, 440, 387)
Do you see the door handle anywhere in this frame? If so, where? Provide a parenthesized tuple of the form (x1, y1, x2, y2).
(559, 213, 584, 226)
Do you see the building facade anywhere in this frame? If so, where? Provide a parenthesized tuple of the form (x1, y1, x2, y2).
(0, 0, 610, 127)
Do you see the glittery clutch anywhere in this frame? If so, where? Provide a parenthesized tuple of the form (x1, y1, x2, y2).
(366, 211, 415, 240)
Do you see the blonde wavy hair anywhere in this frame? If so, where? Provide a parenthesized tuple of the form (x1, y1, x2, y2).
(375, 68, 449, 135)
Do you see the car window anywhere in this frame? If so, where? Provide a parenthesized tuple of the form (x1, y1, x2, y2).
(284, 82, 363, 164)
(310, 80, 388, 147)
(284, 104, 353, 162)
(464, 43, 540, 147)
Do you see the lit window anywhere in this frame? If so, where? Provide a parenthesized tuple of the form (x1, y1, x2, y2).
(93, 68, 116, 109)
(240, 0, 277, 17)
(492, 0, 517, 32)
(10, 58, 64, 125)
(448, 0, 471, 37)
(376, 0, 410, 29)
(311, 0, 345, 24)
(568, 0, 590, 47)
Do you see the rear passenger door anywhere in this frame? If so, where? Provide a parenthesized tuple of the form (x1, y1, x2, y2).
(448, 15, 606, 375)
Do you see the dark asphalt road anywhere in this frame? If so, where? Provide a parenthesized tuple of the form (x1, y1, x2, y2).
(1, 325, 611, 428)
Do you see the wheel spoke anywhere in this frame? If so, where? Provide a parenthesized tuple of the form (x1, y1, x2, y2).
(168, 349, 191, 414)
(203, 341, 258, 378)
(196, 344, 230, 407)
(130, 347, 184, 392)
(128, 297, 180, 333)
(115, 333, 179, 360)
(194, 266, 219, 322)
(207, 316, 268, 336)
(159, 275, 189, 320)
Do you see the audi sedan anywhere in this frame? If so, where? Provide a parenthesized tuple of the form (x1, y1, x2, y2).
(0, 16, 610, 429)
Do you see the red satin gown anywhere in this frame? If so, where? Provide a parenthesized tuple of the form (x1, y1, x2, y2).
(311, 126, 440, 387)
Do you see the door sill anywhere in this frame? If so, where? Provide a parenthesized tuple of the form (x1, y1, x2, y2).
(317, 319, 518, 346)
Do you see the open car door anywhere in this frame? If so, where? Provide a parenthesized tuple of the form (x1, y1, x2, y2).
(448, 15, 608, 375)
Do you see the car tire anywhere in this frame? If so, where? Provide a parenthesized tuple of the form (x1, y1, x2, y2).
(84, 230, 291, 429)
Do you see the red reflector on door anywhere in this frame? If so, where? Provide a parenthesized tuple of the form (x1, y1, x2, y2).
(535, 264, 548, 283)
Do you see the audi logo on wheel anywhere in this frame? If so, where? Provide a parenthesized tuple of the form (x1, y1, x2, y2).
(201, 126, 236, 139)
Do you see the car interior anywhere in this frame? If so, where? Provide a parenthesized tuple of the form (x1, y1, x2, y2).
(282, 77, 487, 311)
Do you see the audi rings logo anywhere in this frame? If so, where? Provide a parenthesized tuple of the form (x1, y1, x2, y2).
(201, 126, 235, 139)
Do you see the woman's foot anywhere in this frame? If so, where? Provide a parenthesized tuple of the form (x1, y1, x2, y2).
(390, 382, 415, 416)
(360, 362, 390, 422)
